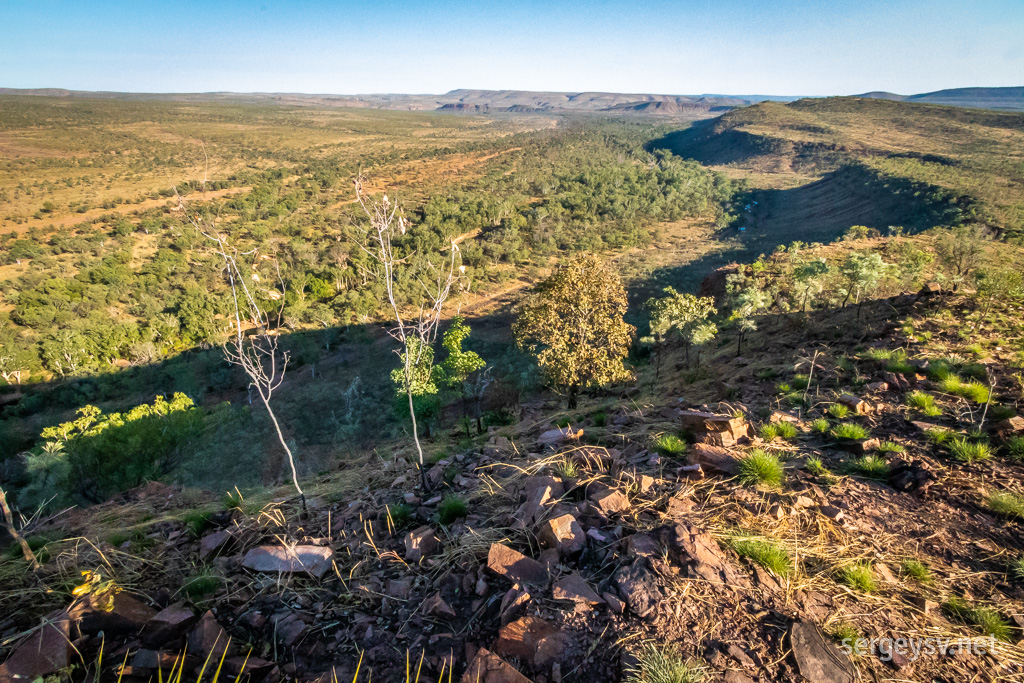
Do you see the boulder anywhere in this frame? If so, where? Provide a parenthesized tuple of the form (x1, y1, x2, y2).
(404, 526, 440, 562)
(537, 514, 585, 556)
(0, 611, 72, 682)
(788, 621, 855, 683)
(686, 443, 742, 476)
(492, 616, 557, 661)
(74, 591, 157, 637)
(188, 611, 236, 662)
(487, 543, 549, 586)
(241, 545, 335, 578)
(589, 489, 629, 516)
(461, 647, 532, 683)
(538, 426, 582, 449)
(140, 602, 198, 646)
(613, 558, 661, 618)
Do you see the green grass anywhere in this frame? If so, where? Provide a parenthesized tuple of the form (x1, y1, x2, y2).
(835, 563, 877, 593)
(924, 427, 954, 445)
(1010, 555, 1024, 581)
(827, 404, 851, 419)
(833, 422, 869, 440)
(810, 418, 830, 434)
(776, 382, 792, 393)
(554, 458, 580, 479)
(624, 643, 705, 683)
(180, 510, 211, 539)
(938, 375, 991, 403)
(654, 434, 687, 456)
(943, 597, 1013, 642)
(759, 422, 799, 440)
(1004, 436, 1024, 461)
(804, 456, 829, 476)
(990, 405, 1018, 422)
(792, 374, 810, 390)
(737, 449, 785, 488)
(906, 391, 941, 417)
(437, 495, 469, 525)
(901, 559, 932, 583)
(829, 621, 862, 647)
(591, 411, 607, 428)
(181, 569, 222, 602)
(876, 441, 905, 454)
(846, 455, 890, 479)
(730, 538, 793, 577)
(388, 502, 413, 529)
(949, 438, 993, 463)
(987, 491, 1024, 518)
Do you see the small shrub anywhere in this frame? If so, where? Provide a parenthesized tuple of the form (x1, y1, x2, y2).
(836, 563, 876, 593)
(833, 422, 869, 440)
(990, 405, 1017, 422)
(1005, 436, 1024, 461)
(847, 454, 890, 479)
(804, 456, 830, 476)
(737, 449, 784, 488)
(988, 491, 1024, 518)
(876, 441, 905, 453)
(906, 391, 939, 414)
(949, 438, 992, 464)
(776, 383, 792, 393)
(901, 559, 932, 583)
(758, 423, 780, 440)
(828, 404, 851, 419)
(654, 434, 687, 456)
(730, 538, 792, 577)
(792, 374, 810, 390)
(180, 510, 210, 539)
(624, 643, 705, 683)
(438, 495, 469, 525)
(810, 418, 830, 434)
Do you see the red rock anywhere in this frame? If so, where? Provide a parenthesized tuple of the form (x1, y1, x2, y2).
(589, 489, 629, 516)
(602, 592, 624, 613)
(188, 611, 236, 663)
(537, 514, 585, 556)
(613, 559, 662, 617)
(241, 545, 334, 578)
(500, 588, 531, 626)
(512, 485, 555, 530)
(74, 591, 157, 636)
(996, 416, 1024, 436)
(552, 572, 603, 605)
(199, 530, 232, 561)
(492, 616, 557, 661)
(679, 410, 745, 433)
(487, 543, 549, 585)
(687, 443, 742, 476)
(623, 533, 660, 557)
(769, 411, 800, 423)
(404, 526, 440, 562)
(424, 593, 456, 619)
(638, 475, 656, 493)
(0, 611, 71, 681)
(130, 649, 200, 671)
(461, 647, 532, 683)
(538, 426, 582, 448)
(534, 631, 572, 670)
(140, 602, 197, 646)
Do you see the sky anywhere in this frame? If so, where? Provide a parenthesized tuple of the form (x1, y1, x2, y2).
(1, 0, 1022, 96)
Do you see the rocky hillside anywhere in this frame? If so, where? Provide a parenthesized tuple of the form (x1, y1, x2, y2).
(3, 250, 1024, 682)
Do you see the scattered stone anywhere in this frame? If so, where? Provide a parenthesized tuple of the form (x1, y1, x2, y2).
(866, 381, 889, 392)
(538, 426, 583, 449)
(818, 506, 845, 522)
(199, 530, 232, 561)
(492, 616, 557, 661)
(0, 611, 71, 682)
(838, 394, 872, 415)
(602, 592, 624, 613)
(769, 410, 800, 423)
(875, 562, 899, 585)
(878, 639, 912, 670)
(513, 485, 555, 530)
(589, 489, 629, 516)
(686, 443, 742, 476)
(273, 613, 307, 647)
(658, 522, 749, 587)
(623, 532, 660, 557)
(723, 671, 757, 683)
(130, 649, 200, 671)
(404, 526, 440, 562)
(888, 459, 937, 497)
(140, 603, 198, 646)
(793, 495, 815, 509)
(534, 631, 572, 670)
(387, 577, 412, 599)
(919, 282, 942, 295)
(638, 475, 656, 493)
(836, 437, 880, 454)
(499, 588, 531, 626)
(726, 643, 756, 668)
(188, 611, 236, 662)
(241, 545, 335, 578)
(788, 621, 855, 683)
(666, 494, 696, 517)
(488, 543, 549, 585)
(613, 558, 661, 618)
(996, 416, 1024, 437)
(537, 514, 585, 556)
(462, 647, 531, 683)
(767, 504, 786, 520)
(424, 593, 457, 620)
(552, 572, 604, 605)
(910, 596, 939, 615)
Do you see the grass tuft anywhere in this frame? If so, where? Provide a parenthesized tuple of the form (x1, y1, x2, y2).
(876, 440, 905, 453)
(1004, 436, 1024, 462)
(624, 643, 705, 683)
(846, 454, 890, 479)
(924, 427, 953, 445)
(730, 538, 793, 577)
(438, 495, 469, 525)
(388, 502, 413, 529)
(949, 438, 992, 463)
(827, 404, 851, 419)
(943, 597, 1013, 641)
(759, 421, 799, 441)
(737, 449, 785, 488)
(901, 558, 932, 583)
(833, 422, 869, 440)
(810, 418, 830, 434)
(987, 491, 1024, 518)
(181, 569, 221, 602)
(836, 563, 876, 593)
(654, 434, 687, 457)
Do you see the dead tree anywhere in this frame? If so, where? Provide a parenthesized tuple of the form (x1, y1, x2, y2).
(0, 486, 38, 570)
(353, 177, 461, 491)
(176, 192, 305, 510)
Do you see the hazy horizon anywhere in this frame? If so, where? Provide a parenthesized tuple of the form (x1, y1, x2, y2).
(2, 0, 1023, 96)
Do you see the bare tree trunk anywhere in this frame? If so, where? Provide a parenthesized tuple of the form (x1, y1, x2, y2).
(0, 486, 38, 570)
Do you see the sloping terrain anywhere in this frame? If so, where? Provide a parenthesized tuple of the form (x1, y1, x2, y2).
(652, 97, 1024, 241)
(857, 87, 1024, 111)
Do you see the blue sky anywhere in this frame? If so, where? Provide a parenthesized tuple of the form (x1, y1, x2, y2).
(1, 0, 1021, 96)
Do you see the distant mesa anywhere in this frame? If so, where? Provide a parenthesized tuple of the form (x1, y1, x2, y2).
(855, 86, 1024, 111)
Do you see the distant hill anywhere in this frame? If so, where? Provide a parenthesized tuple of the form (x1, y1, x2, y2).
(856, 86, 1024, 111)
(0, 87, 778, 118)
(651, 96, 1024, 241)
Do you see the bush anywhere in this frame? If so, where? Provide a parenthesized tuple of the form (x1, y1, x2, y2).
(737, 449, 784, 487)
(836, 563, 876, 592)
(730, 538, 792, 577)
(833, 422, 869, 440)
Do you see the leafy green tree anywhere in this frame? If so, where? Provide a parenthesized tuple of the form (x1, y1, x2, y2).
(726, 275, 771, 356)
(643, 287, 715, 378)
(839, 252, 893, 318)
(935, 224, 988, 291)
(513, 254, 634, 408)
(792, 258, 830, 312)
(439, 316, 486, 435)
